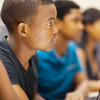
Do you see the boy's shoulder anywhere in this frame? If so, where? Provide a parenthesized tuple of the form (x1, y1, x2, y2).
(68, 41, 78, 51)
(67, 41, 78, 57)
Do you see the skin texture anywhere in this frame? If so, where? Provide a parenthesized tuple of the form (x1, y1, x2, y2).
(78, 48, 100, 92)
(0, 61, 20, 100)
(55, 8, 88, 100)
(6, 4, 57, 100)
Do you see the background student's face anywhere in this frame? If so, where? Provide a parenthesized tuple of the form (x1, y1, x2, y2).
(57, 9, 84, 42)
(25, 4, 58, 52)
(86, 19, 100, 42)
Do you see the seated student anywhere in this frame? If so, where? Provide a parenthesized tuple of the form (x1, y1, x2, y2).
(0, 61, 20, 100)
(37, 1, 88, 100)
(0, 0, 58, 100)
(78, 8, 100, 91)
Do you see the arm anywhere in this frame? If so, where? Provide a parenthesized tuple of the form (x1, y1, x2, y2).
(65, 48, 88, 100)
(77, 48, 100, 92)
(73, 47, 88, 96)
(74, 72, 88, 95)
(12, 85, 46, 100)
(12, 85, 29, 100)
(0, 60, 44, 100)
(33, 94, 45, 100)
(0, 61, 20, 100)
(0, 59, 29, 100)
(65, 72, 88, 100)
(88, 80, 100, 91)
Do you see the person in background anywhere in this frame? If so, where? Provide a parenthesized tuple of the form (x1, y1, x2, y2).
(0, 0, 57, 100)
(0, 61, 20, 100)
(37, 1, 88, 100)
(78, 8, 100, 91)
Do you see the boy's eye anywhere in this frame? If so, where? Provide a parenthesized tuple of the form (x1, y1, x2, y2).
(47, 22, 52, 26)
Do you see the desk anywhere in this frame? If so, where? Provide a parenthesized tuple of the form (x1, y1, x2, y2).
(85, 92, 99, 100)
(85, 97, 97, 100)
(88, 92, 99, 98)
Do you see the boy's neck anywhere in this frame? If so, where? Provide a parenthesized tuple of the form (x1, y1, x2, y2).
(55, 32, 69, 57)
(7, 34, 36, 70)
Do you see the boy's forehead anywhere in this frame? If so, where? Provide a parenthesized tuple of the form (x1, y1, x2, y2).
(63, 9, 82, 19)
(37, 4, 57, 21)
(68, 8, 81, 15)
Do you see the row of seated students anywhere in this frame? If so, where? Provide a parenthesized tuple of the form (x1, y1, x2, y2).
(0, 0, 100, 100)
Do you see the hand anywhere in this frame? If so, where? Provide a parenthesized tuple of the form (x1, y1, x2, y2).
(65, 92, 84, 100)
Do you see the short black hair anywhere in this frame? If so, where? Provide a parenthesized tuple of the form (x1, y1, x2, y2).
(1, 0, 54, 33)
(83, 8, 100, 24)
(54, 0, 80, 20)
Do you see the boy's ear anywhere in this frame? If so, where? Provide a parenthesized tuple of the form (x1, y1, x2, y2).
(18, 23, 28, 37)
(55, 18, 63, 30)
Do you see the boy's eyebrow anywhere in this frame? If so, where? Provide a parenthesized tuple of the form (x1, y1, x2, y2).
(47, 17, 55, 21)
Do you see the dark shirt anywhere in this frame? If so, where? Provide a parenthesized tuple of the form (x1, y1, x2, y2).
(0, 39, 38, 100)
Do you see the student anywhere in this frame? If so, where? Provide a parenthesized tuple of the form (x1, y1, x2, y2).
(0, 61, 20, 100)
(37, 1, 88, 100)
(0, 0, 58, 100)
(78, 8, 100, 80)
(78, 8, 100, 91)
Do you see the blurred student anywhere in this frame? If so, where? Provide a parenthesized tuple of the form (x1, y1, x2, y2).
(78, 8, 100, 91)
(0, 61, 20, 100)
(37, 1, 88, 100)
(0, 0, 57, 100)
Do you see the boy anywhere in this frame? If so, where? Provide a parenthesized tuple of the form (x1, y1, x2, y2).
(0, 0, 58, 100)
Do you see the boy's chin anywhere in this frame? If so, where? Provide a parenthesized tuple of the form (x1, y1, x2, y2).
(44, 48, 53, 52)
(73, 38, 81, 43)
(41, 46, 54, 52)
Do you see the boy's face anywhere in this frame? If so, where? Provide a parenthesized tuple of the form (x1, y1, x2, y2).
(25, 4, 58, 52)
(57, 9, 84, 42)
(86, 19, 100, 42)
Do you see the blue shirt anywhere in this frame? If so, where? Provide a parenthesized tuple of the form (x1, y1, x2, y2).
(37, 41, 85, 100)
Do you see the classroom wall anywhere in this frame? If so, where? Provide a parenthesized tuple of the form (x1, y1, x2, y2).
(71, 0, 100, 11)
(0, 0, 4, 12)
